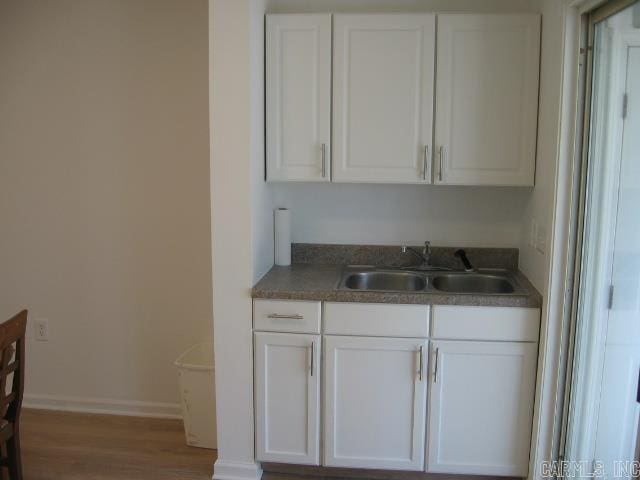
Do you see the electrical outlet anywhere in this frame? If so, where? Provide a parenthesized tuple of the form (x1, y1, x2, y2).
(35, 319, 49, 341)
(536, 224, 547, 254)
(529, 218, 538, 248)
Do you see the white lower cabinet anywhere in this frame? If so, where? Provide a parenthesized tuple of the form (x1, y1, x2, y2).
(254, 332, 321, 465)
(426, 340, 537, 477)
(324, 335, 428, 470)
(253, 301, 540, 476)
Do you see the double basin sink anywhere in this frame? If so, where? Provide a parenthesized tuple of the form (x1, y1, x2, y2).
(340, 268, 520, 295)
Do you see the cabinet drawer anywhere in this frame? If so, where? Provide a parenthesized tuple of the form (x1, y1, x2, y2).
(324, 302, 429, 337)
(431, 305, 540, 342)
(253, 299, 321, 334)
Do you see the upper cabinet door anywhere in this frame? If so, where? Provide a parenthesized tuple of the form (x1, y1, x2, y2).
(332, 14, 436, 183)
(434, 14, 540, 186)
(266, 15, 331, 182)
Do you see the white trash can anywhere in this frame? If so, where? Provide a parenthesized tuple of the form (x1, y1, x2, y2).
(175, 343, 217, 449)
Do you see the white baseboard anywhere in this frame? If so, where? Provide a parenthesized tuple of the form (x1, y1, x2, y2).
(213, 460, 262, 480)
(23, 393, 182, 419)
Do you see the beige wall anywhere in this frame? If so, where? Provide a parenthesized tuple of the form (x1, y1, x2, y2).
(268, 0, 537, 12)
(0, 0, 212, 415)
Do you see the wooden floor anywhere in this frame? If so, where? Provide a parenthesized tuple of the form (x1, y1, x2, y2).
(20, 409, 216, 480)
(18, 409, 514, 480)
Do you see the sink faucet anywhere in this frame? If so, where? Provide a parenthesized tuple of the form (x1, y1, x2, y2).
(401, 241, 432, 269)
(455, 249, 475, 272)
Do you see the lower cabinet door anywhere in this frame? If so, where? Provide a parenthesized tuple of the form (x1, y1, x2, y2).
(426, 340, 537, 476)
(324, 335, 428, 470)
(254, 332, 320, 465)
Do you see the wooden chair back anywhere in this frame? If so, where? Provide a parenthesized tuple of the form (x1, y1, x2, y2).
(0, 311, 27, 426)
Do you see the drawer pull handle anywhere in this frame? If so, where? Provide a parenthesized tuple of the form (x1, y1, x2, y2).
(418, 345, 424, 381)
(433, 347, 440, 383)
(266, 313, 304, 320)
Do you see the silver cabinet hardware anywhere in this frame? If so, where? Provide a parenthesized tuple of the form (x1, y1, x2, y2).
(321, 143, 327, 178)
(418, 345, 424, 381)
(310, 341, 315, 377)
(607, 284, 614, 310)
(433, 347, 440, 383)
(422, 145, 430, 181)
(267, 313, 304, 320)
(438, 146, 444, 182)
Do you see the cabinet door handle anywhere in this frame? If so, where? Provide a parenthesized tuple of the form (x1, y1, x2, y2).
(422, 145, 430, 181)
(418, 345, 424, 381)
(433, 347, 439, 383)
(321, 143, 327, 178)
(266, 313, 304, 320)
(438, 146, 444, 182)
(310, 341, 315, 377)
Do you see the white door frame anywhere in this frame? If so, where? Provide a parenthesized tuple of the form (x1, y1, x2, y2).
(565, 22, 640, 464)
(527, 4, 591, 477)
(529, 1, 637, 479)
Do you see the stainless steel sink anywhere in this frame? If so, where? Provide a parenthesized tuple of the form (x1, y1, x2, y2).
(343, 271, 427, 292)
(431, 273, 515, 294)
(339, 267, 521, 295)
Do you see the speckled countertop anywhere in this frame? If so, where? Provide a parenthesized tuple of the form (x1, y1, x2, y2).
(252, 245, 543, 308)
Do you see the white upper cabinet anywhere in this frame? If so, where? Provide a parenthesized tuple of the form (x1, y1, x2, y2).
(434, 14, 540, 186)
(266, 14, 331, 182)
(265, 13, 540, 185)
(332, 14, 436, 183)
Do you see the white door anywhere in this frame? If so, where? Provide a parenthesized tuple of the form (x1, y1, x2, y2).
(266, 14, 331, 182)
(593, 345, 640, 476)
(332, 14, 435, 183)
(564, 13, 640, 473)
(254, 332, 320, 465)
(427, 340, 537, 476)
(324, 335, 428, 470)
(593, 38, 640, 478)
(434, 14, 540, 186)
